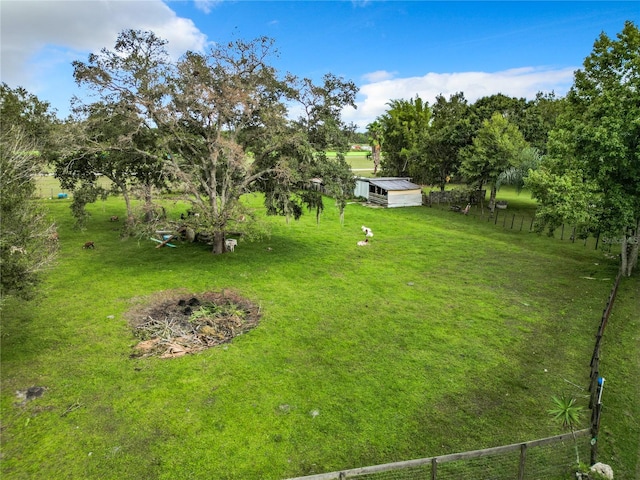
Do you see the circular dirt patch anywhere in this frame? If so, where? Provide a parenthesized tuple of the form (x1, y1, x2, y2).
(125, 289, 261, 359)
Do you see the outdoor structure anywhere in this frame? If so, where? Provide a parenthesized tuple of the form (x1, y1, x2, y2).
(354, 177, 423, 208)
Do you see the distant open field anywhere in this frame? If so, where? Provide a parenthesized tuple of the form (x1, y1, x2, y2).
(34, 157, 376, 198)
(34, 175, 111, 199)
(327, 152, 375, 176)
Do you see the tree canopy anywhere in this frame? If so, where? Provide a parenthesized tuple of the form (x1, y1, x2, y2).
(0, 85, 58, 301)
(375, 96, 431, 179)
(60, 30, 357, 253)
(368, 90, 561, 192)
(421, 92, 473, 191)
(459, 112, 529, 211)
(526, 20, 640, 275)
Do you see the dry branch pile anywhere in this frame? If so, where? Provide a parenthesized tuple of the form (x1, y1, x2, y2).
(125, 290, 260, 359)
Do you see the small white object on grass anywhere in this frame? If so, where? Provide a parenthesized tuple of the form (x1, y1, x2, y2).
(361, 225, 373, 237)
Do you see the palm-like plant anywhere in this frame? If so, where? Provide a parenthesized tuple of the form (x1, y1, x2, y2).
(549, 394, 584, 466)
(496, 146, 543, 193)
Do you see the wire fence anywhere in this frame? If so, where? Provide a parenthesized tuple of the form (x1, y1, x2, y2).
(286, 430, 591, 480)
(427, 201, 616, 252)
(588, 268, 622, 464)
(286, 200, 625, 480)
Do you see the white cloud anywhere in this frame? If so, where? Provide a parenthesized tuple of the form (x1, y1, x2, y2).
(194, 0, 222, 14)
(0, 0, 207, 104)
(361, 70, 396, 83)
(343, 66, 576, 131)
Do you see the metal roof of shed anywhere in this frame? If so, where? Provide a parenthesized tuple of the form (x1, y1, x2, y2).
(367, 178, 421, 191)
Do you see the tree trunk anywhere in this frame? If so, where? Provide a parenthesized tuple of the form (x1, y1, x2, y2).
(620, 235, 629, 276)
(120, 184, 135, 228)
(621, 223, 639, 277)
(142, 183, 155, 222)
(372, 145, 380, 174)
(211, 230, 226, 255)
(488, 185, 497, 213)
(628, 233, 639, 276)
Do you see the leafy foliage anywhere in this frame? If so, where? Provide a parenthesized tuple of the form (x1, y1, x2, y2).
(0, 86, 58, 301)
(68, 181, 109, 229)
(527, 21, 640, 275)
(421, 92, 473, 190)
(53, 100, 166, 231)
(69, 30, 357, 253)
(459, 112, 529, 210)
(0, 129, 57, 300)
(376, 96, 431, 179)
(496, 146, 543, 193)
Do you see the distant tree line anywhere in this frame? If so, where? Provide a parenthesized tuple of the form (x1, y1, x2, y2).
(368, 91, 559, 203)
(367, 20, 639, 276)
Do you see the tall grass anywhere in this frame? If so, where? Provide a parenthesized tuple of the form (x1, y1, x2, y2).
(0, 193, 633, 479)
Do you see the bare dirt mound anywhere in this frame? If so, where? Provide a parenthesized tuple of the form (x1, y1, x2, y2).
(125, 289, 261, 359)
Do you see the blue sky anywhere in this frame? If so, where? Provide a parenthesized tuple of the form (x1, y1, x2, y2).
(1, 1, 638, 130)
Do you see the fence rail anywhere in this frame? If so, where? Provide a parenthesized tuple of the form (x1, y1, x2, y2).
(286, 430, 590, 480)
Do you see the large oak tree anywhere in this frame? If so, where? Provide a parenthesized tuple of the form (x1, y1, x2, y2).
(67, 30, 357, 253)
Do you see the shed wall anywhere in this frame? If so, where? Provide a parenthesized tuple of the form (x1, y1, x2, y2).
(387, 189, 423, 208)
(354, 179, 369, 199)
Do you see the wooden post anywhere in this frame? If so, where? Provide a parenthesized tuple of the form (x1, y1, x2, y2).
(530, 217, 535, 232)
(511, 214, 516, 230)
(589, 351, 599, 410)
(518, 443, 527, 480)
(431, 458, 437, 480)
(520, 216, 524, 231)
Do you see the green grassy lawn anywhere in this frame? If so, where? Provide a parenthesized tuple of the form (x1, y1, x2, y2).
(1, 193, 637, 479)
